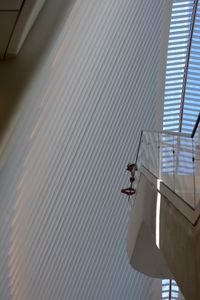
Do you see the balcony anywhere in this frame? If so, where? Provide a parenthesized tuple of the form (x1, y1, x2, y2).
(127, 115, 200, 300)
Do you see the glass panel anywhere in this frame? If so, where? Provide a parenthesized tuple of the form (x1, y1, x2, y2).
(160, 134, 175, 192)
(139, 132, 160, 178)
(140, 132, 149, 170)
(174, 135, 195, 208)
(137, 130, 199, 209)
(193, 130, 200, 207)
(148, 132, 160, 177)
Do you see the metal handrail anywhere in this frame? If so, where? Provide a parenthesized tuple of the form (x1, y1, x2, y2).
(135, 129, 191, 167)
(141, 129, 191, 138)
(136, 112, 200, 166)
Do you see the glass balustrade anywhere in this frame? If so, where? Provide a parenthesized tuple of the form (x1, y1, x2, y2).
(137, 130, 199, 209)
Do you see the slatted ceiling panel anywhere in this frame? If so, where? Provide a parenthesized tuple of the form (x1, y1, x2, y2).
(0, 0, 167, 299)
(162, 279, 179, 299)
(164, 1, 200, 135)
(182, 3, 200, 133)
(164, 0, 194, 132)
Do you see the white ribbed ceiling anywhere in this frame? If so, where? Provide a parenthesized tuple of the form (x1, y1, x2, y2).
(0, 0, 169, 299)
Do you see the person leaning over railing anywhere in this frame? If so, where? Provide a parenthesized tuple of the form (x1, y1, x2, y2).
(121, 163, 137, 196)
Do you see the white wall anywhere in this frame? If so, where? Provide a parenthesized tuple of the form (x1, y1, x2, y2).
(0, 0, 170, 299)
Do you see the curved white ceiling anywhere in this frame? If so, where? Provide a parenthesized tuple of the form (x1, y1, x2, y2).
(0, 0, 170, 299)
